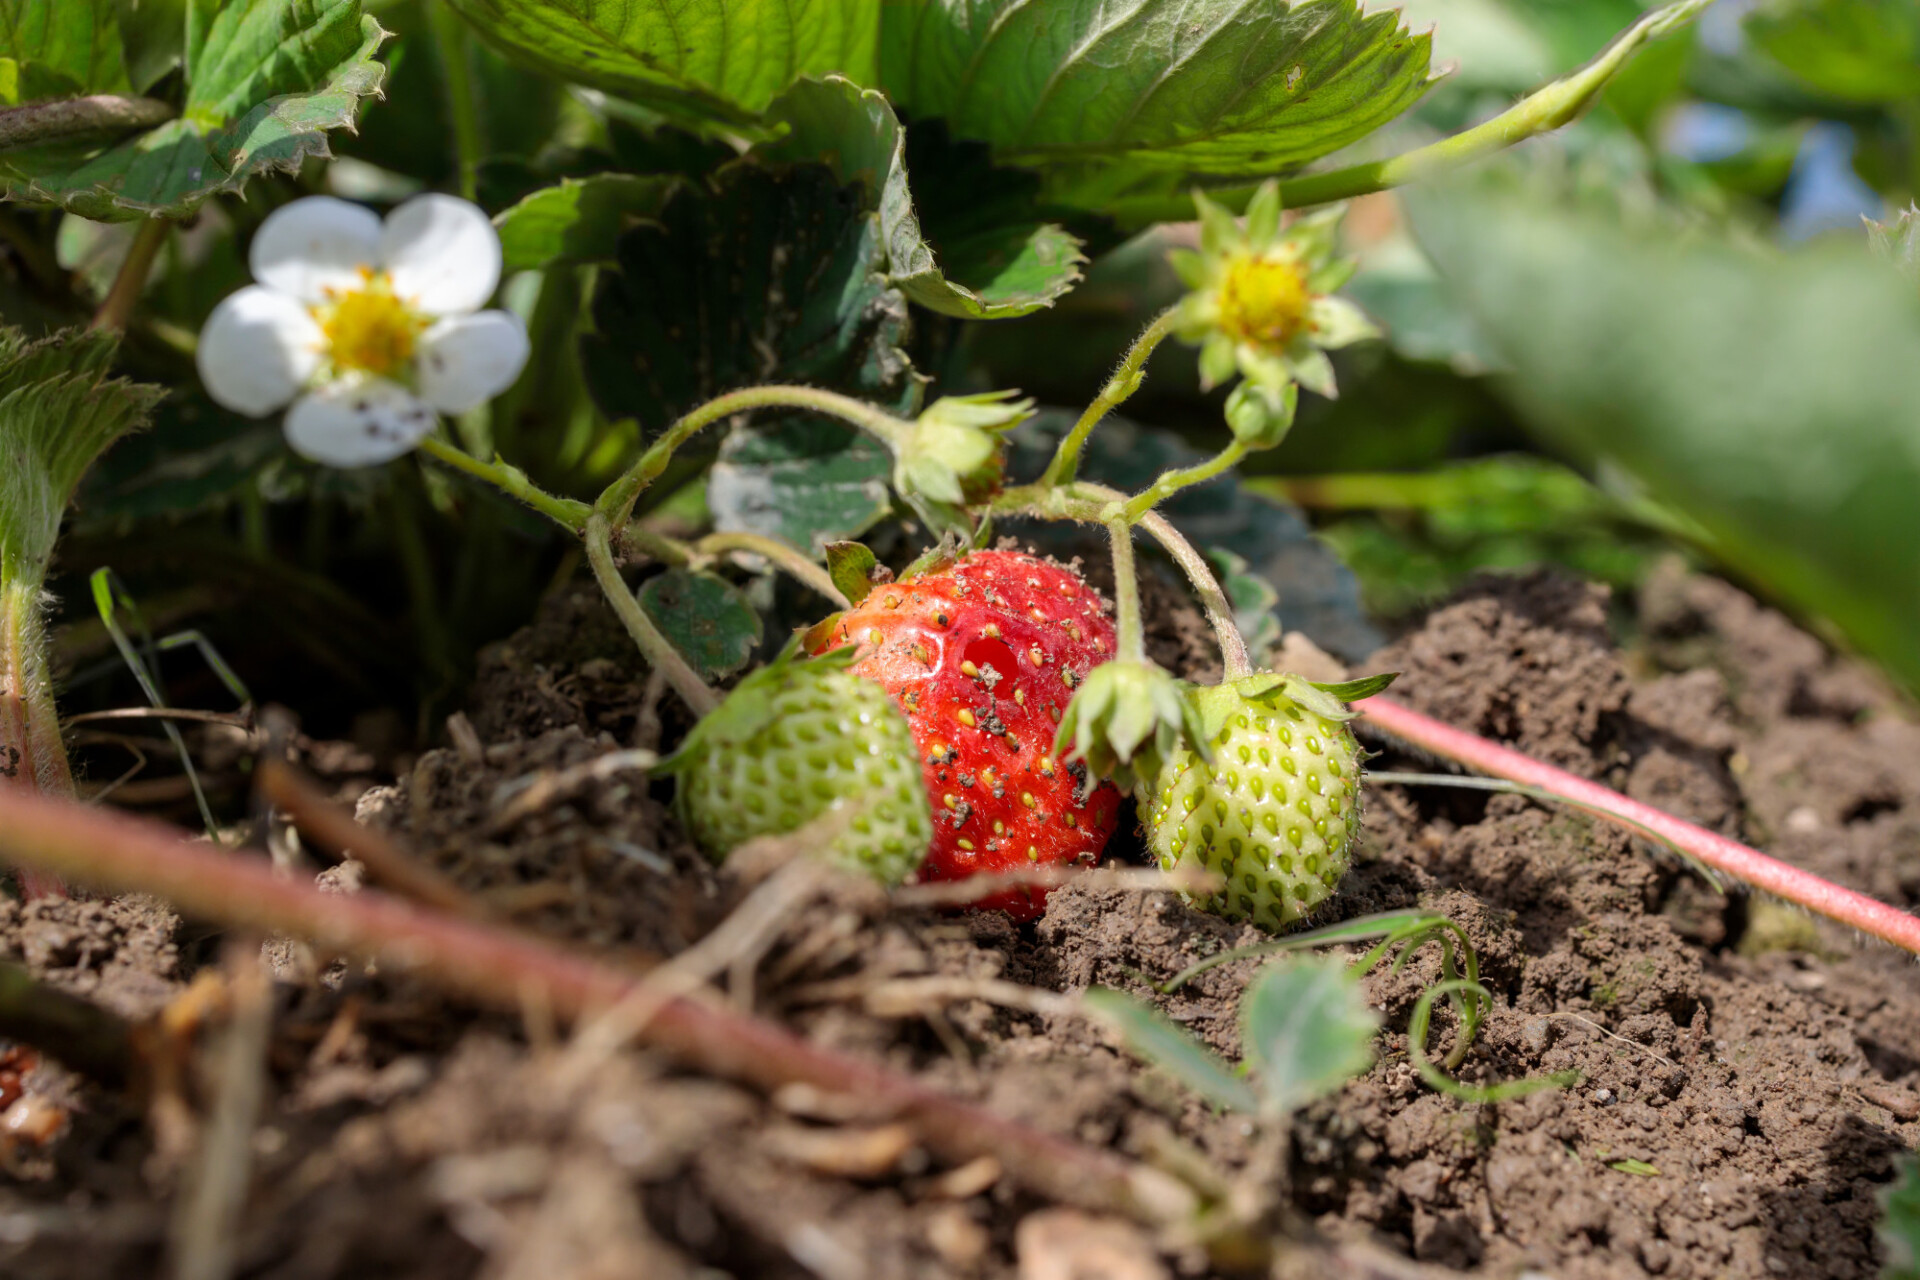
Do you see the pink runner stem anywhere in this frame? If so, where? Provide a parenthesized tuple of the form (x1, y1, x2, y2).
(1359, 696, 1920, 957)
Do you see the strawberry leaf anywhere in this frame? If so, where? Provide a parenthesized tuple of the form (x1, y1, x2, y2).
(494, 174, 679, 272)
(0, 0, 388, 221)
(637, 569, 763, 683)
(1084, 987, 1259, 1114)
(760, 76, 1084, 319)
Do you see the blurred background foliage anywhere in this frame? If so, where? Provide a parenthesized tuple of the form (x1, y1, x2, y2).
(3, 0, 1918, 797)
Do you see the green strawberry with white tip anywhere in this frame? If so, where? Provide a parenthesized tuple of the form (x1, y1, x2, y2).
(1141, 671, 1394, 931)
(658, 641, 933, 885)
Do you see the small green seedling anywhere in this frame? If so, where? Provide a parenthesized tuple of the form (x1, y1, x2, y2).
(1087, 955, 1378, 1119)
(1884, 1156, 1920, 1280)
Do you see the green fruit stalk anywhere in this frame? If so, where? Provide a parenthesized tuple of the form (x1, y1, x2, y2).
(660, 643, 932, 885)
(1141, 674, 1367, 930)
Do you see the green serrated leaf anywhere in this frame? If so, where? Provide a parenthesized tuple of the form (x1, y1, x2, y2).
(1746, 0, 1920, 104)
(1309, 672, 1398, 703)
(1884, 1155, 1920, 1280)
(0, 0, 131, 96)
(1084, 987, 1260, 1114)
(0, 325, 162, 581)
(444, 0, 878, 133)
(1, 0, 388, 221)
(823, 541, 880, 606)
(878, 0, 1432, 192)
(1240, 956, 1379, 1117)
(494, 174, 679, 272)
(761, 76, 1084, 319)
(637, 569, 763, 682)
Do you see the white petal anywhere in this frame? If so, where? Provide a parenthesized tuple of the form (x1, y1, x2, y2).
(250, 196, 382, 304)
(197, 285, 323, 416)
(284, 377, 437, 468)
(380, 194, 502, 315)
(414, 311, 530, 412)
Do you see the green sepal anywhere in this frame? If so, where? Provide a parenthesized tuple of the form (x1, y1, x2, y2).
(1309, 672, 1399, 704)
(824, 540, 881, 606)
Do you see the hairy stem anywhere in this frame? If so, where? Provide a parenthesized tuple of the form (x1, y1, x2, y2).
(0, 95, 172, 150)
(90, 218, 172, 333)
(2, 578, 75, 898)
(1361, 696, 1920, 957)
(1106, 517, 1146, 664)
(1103, 0, 1712, 226)
(597, 385, 913, 530)
(0, 784, 1198, 1226)
(416, 436, 594, 532)
(993, 482, 1253, 679)
(696, 531, 848, 608)
(584, 514, 719, 716)
(1041, 307, 1179, 490)
(1121, 440, 1248, 524)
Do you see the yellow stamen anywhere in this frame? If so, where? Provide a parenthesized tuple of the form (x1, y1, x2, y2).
(316, 272, 426, 378)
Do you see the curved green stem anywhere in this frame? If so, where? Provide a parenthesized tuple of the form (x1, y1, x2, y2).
(89, 218, 171, 333)
(417, 436, 594, 532)
(597, 385, 913, 531)
(1041, 307, 1179, 490)
(0, 94, 172, 150)
(1120, 440, 1248, 524)
(1102, 0, 1711, 226)
(992, 482, 1252, 679)
(428, 0, 484, 203)
(584, 515, 719, 716)
(1105, 518, 1145, 664)
(697, 531, 848, 608)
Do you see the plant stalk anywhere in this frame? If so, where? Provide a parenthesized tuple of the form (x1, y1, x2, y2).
(993, 482, 1252, 679)
(584, 514, 720, 716)
(1360, 696, 1920, 957)
(427, 0, 485, 203)
(1041, 307, 1179, 490)
(1121, 440, 1248, 524)
(416, 436, 594, 531)
(90, 218, 172, 333)
(0, 783, 1198, 1227)
(2, 578, 75, 898)
(1105, 517, 1146, 664)
(597, 385, 912, 531)
(696, 531, 848, 607)
(1102, 0, 1712, 225)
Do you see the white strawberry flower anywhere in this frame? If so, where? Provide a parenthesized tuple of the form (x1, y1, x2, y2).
(196, 194, 529, 467)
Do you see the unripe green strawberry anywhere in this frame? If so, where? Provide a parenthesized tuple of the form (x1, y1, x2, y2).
(1141, 673, 1378, 931)
(658, 644, 932, 885)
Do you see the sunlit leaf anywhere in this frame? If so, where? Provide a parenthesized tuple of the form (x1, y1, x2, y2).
(444, 0, 879, 131)
(1412, 168, 1920, 696)
(878, 0, 1432, 198)
(0, 0, 388, 221)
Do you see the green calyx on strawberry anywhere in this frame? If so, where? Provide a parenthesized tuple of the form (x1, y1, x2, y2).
(1142, 671, 1396, 931)
(891, 391, 1032, 529)
(657, 641, 932, 886)
(814, 548, 1121, 920)
(1053, 658, 1209, 793)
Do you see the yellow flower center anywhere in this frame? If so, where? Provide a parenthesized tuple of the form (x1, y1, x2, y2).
(317, 271, 426, 378)
(1215, 251, 1311, 350)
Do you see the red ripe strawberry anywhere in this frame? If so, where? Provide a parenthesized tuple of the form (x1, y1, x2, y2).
(814, 550, 1121, 919)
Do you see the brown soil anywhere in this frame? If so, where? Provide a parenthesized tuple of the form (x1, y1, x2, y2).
(2, 563, 1916, 1279)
